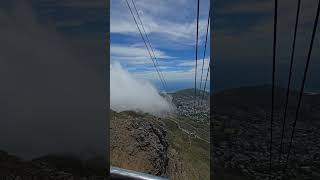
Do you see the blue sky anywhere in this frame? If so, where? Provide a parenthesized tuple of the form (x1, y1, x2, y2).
(110, 0, 210, 91)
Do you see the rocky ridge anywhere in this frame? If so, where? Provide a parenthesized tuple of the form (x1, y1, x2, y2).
(110, 88, 210, 180)
(0, 150, 107, 180)
(110, 110, 170, 177)
(212, 86, 320, 180)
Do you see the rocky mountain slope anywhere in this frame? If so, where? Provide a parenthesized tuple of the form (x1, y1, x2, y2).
(110, 110, 169, 176)
(212, 85, 320, 180)
(0, 150, 107, 179)
(110, 88, 211, 180)
(110, 110, 198, 180)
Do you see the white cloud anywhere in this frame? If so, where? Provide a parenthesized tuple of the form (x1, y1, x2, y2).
(110, 62, 176, 116)
(110, 0, 210, 46)
(132, 63, 210, 82)
(179, 57, 210, 67)
(111, 15, 209, 45)
(111, 43, 172, 64)
(110, 43, 211, 82)
(111, 44, 167, 58)
(110, 0, 211, 86)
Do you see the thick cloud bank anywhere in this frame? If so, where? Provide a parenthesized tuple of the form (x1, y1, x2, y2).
(110, 63, 175, 116)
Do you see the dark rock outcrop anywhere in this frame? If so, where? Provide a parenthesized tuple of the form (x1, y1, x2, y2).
(0, 150, 107, 179)
(212, 85, 320, 179)
(110, 110, 169, 177)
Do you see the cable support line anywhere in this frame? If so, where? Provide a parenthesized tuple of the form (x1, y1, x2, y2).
(201, 64, 210, 104)
(198, 10, 210, 106)
(278, 0, 302, 164)
(125, 0, 167, 92)
(282, 0, 320, 176)
(130, 0, 169, 91)
(201, 8, 213, 105)
(194, 0, 200, 117)
(269, 0, 278, 179)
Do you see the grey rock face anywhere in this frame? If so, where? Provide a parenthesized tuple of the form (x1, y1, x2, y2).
(0, 150, 107, 179)
(110, 110, 169, 177)
(212, 86, 320, 180)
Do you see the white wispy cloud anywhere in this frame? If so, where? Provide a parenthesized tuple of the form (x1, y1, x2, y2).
(111, 43, 173, 64)
(110, 0, 210, 46)
(132, 59, 211, 82)
(111, 62, 175, 115)
(110, 0, 211, 85)
(178, 57, 210, 67)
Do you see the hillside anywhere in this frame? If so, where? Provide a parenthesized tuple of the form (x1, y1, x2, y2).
(213, 85, 320, 122)
(110, 110, 169, 176)
(212, 85, 320, 179)
(110, 88, 211, 180)
(0, 150, 107, 179)
(169, 88, 210, 123)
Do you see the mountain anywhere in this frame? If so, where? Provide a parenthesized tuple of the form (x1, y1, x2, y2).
(170, 88, 209, 100)
(211, 85, 320, 179)
(110, 110, 169, 176)
(213, 85, 320, 123)
(110, 88, 211, 180)
(0, 150, 107, 179)
(169, 88, 210, 123)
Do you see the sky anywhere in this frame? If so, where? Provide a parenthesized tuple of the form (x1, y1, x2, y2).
(110, 0, 211, 92)
(111, 0, 320, 93)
